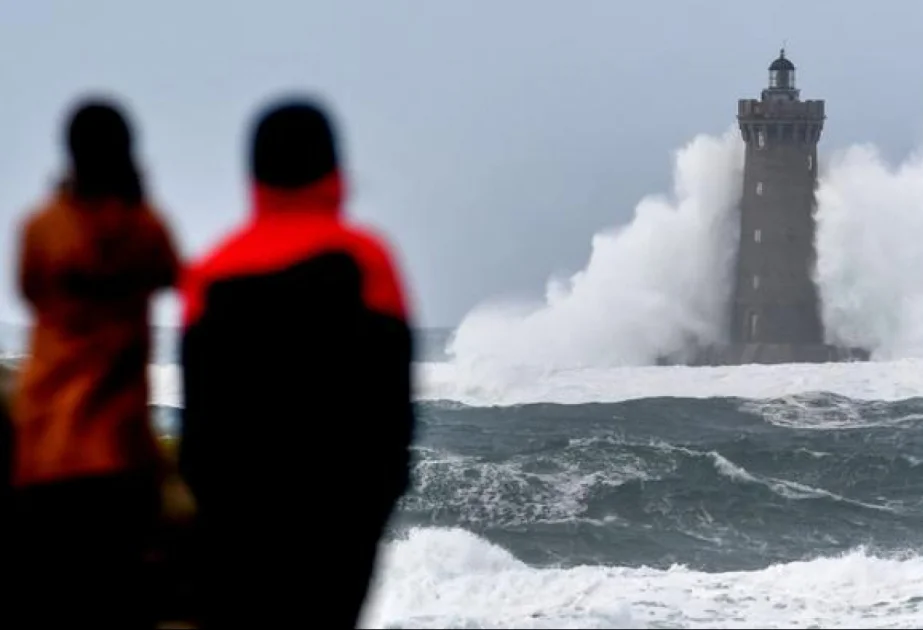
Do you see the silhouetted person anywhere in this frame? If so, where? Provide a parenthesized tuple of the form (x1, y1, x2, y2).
(9, 97, 181, 629)
(179, 97, 416, 628)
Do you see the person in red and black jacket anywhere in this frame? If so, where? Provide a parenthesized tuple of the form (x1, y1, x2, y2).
(178, 98, 416, 628)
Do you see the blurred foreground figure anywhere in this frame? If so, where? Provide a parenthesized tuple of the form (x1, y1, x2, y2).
(179, 97, 416, 628)
(10, 98, 180, 629)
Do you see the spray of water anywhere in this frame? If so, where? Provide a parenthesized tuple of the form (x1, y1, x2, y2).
(446, 126, 923, 377)
(815, 145, 923, 360)
(446, 128, 745, 377)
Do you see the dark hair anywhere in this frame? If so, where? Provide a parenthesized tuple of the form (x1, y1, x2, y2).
(64, 97, 145, 205)
(250, 97, 339, 189)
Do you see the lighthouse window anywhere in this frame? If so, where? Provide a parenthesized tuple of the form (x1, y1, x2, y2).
(752, 275, 760, 290)
(756, 181, 763, 196)
(754, 229, 762, 243)
(757, 130, 765, 148)
(749, 312, 759, 339)
(807, 155, 813, 170)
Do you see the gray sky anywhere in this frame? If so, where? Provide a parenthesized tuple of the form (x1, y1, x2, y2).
(2, 0, 922, 328)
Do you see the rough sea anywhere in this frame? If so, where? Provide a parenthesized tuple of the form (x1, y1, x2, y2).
(6, 323, 923, 628)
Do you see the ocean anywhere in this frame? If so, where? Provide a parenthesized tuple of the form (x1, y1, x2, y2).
(7, 323, 923, 627)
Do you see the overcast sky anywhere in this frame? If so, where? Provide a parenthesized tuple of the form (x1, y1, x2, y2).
(2, 0, 922, 328)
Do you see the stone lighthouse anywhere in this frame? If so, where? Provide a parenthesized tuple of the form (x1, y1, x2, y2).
(697, 49, 867, 365)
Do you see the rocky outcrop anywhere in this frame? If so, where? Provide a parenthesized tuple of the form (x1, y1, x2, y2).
(688, 343, 869, 366)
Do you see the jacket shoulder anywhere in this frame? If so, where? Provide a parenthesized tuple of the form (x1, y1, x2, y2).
(179, 223, 259, 327)
(183, 219, 411, 325)
(186, 224, 254, 280)
(20, 196, 65, 234)
(341, 224, 411, 322)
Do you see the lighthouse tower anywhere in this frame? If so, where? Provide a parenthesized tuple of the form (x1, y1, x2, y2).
(696, 49, 867, 365)
(732, 48, 825, 347)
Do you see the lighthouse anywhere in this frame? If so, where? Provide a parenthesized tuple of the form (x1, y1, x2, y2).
(696, 49, 867, 365)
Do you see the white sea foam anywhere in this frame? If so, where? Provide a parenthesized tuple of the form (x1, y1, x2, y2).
(362, 527, 923, 629)
(413, 358, 923, 407)
(149, 358, 923, 409)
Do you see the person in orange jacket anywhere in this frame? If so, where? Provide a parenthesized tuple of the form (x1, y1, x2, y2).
(178, 97, 417, 628)
(9, 97, 181, 629)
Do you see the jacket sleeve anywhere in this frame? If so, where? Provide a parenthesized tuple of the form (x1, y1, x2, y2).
(362, 240, 417, 508)
(375, 302, 416, 507)
(176, 267, 209, 503)
(17, 216, 44, 307)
